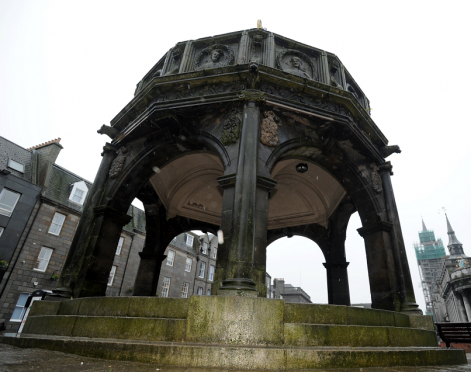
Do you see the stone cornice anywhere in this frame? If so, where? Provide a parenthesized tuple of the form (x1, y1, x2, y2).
(357, 220, 394, 237)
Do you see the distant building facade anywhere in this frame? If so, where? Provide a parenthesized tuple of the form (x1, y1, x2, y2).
(266, 276, 312, 304)
(414, 215, 471, 323)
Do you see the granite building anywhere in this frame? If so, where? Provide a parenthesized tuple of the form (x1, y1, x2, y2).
(267, 277, 312, 304)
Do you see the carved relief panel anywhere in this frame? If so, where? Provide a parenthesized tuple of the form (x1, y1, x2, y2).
(165, 46, 183, 75)
(193, 44, 235, 71)
(276, 49, 318, 81)
(329, 59, 343, 89)
(248, 30, 268, 64)
(260, 111, 280, 147)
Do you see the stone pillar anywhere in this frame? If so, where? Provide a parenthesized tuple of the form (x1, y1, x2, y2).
(455, 292, 469, 322)
(379, 162, 421, 313)
(323, 262, 351, 306)
(133, 203, 167, 296)
(56, 143, 118, 298)
(77, 206, 131, 297)
(357, 220, 400, 311)
(217, 97, 269, 297)
(460, 291, 471, 322)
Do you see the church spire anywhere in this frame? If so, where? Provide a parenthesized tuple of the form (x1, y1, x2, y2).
(422, 218, 427, 231)
(445, 214, 465, 256)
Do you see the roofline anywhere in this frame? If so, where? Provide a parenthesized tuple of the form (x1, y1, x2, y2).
(0, 136, 32, 153)
(52, 163, 93, 185)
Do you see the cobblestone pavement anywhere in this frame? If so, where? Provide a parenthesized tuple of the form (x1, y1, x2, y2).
(0, 343, 470, 372)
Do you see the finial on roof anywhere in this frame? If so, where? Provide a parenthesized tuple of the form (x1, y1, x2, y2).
(422, 218, 427, 232)
(27, 138, 61, 150)
(257, 20, 263, 29)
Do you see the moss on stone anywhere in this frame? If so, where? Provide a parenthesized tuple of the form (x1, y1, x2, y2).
(284, 303, 348, 324)
(78, 297, 131, 316)
(127, 297, 189, 318)
(28, 301, 60, 316)
(58, 298, 82, 315)
(394, 311, 411, 327)
(25, 316, 77, 337)
(347, 306, 382, 326)
(72, 316, 185, 341)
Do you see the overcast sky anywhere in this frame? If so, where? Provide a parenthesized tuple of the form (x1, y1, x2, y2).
(2, 1, 471, 310)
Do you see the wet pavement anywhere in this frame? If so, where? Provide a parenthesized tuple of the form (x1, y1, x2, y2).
(0, 343, 470, 372)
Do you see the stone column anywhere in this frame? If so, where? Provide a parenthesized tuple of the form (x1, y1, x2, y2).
(358, 220, 400, 311)
(461, 291, 471, 322)
(323, 262, 351, 306)
(133, 203, 167, 296)
(379, 162, 421, 313)
(217, 98, 266, 297)
(455, 292, 469, 322)
(55, 143, 118, 298)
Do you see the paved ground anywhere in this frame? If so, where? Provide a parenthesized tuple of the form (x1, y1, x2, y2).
(0, 343, 470, 372)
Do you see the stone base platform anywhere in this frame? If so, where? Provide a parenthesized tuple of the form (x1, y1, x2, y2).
(0, 296, 466, 370)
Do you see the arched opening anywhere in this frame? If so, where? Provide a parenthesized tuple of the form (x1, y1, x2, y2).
(267, 236, 327, 304)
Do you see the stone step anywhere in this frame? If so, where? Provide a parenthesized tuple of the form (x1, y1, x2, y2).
(0, 334, 465, 370)
(284, 323, 437, 347)
(31, 297, 190, 319)
(284, 303, 412, 328)
(23, 315, 186, 342)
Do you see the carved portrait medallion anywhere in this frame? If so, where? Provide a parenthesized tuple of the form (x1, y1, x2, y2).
(276, 49, 318, 81)
(369, 163, 383, 193)
(260, 111, 280, 147)
(221, 113, 241, 146)
(109, 146, 128, 179)
(193, 44, 235, 71)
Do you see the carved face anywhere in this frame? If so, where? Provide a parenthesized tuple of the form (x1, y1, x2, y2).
(211, 50, 222, 62)
(290, 57, 301, 68)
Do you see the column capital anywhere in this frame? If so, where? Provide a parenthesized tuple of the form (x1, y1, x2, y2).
(238, 90, 266, 103)
(217, 174, 237, 189)
(93, 205, 132, 226)
(379, 161, 393, 175)
(323, 262, 350, 269)
(101, 142, 119, 157)
(256, 175, 277, 191)
(357, 220, 393, 237)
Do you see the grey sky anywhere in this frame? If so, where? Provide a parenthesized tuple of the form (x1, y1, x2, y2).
(2, 1, 470, 310)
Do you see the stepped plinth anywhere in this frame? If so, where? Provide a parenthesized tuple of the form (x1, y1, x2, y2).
(1, 297, 465, 370)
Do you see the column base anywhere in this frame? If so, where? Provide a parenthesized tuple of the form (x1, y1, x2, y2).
(217, 278, 258, 297)
(400, 302, 423, 315)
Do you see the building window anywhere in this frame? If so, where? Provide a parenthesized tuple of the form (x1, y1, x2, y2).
(116, 237, 124, 255)
(166, 250, 175, 266)
(68, 181, 89, 205)
(185, 257, 192, 272)
(108, 266, 117, 286)
(209, 265, 215, 281)
(197, 287, 203, 295)
(34, 247, 53, 272)
(48, 212, 66, 236)
(199, 262, 206, 278)
(212, 247, 217, 259)
(71, 188, 84, 204)
(0, 226, 4, 237)
(161, 277, 171, 297)
(206, 289, 211, 296)
(202, 242, 208, 254)
(7, 159, 24, 173)
(181, 282, 189, 298)
(186, 234, 194, 246)
(10, 293, 29, 322)
(0, 188, 21, 217)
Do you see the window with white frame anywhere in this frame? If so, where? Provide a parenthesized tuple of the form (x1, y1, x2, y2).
(10, 293, 29, 322)
(34, 247, 53, 272)
(7, 159, 24, 173)
(68, 181, 89, 205)
(0, 226, 4, 237)
(181, 282, 189, 298)
(166, 250, 175, 266)
(161, 277, 171, 297)
(212, 247, 217, 259)
(0, 188, 21, 217)
(199, 262, 206, 278)
(206, 289, 211, 296)
(48, 212, 66, 236)
(108, 265, 117, 286)
(185, 257, 192, 272)
(116, 237, 124, 255)
(202, 242, 208, 254)
(186, 234, 194, 246)
(197, 287, 203, 295)
(209, 265, 215, 281)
